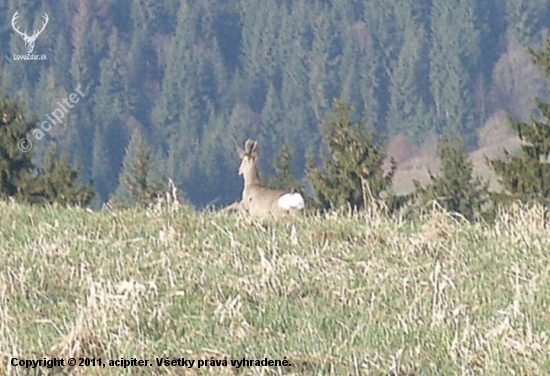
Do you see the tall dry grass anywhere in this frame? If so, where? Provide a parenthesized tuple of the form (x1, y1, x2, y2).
(0, 200, 549, 375)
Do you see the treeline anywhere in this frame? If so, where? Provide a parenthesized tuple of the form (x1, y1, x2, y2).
(1, 38, 550, 219)
(0, 0, 549, 208)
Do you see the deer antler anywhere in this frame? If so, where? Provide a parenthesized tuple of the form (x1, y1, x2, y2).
(244, 139, 254, 154)
(11, 11, 48, 41)
(244, 139, 259, 157)
(30, 13, 49, 39)
(11, 11, 27, 38)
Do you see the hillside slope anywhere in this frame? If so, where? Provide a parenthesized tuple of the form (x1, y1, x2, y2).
(1, 201, 549, 374)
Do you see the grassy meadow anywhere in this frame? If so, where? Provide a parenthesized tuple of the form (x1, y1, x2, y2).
(1, 199, 549, 375)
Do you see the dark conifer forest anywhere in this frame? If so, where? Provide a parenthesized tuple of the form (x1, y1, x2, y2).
(1, 0, 549, 208)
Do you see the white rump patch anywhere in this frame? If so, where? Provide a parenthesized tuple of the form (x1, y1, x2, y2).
(278, 192, 305, 210)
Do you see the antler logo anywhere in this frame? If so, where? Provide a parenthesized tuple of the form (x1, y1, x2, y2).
(11, 11, 49, 54)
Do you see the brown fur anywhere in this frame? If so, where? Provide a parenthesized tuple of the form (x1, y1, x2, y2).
(223, 139, 304, 217)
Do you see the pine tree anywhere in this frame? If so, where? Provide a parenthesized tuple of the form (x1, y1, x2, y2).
(111, 130, 163, 207)
(415, 136, 489, 221)
(487, 39, 550, 204)
(306, 98, 396, 210)
(31, 144, 94, 206)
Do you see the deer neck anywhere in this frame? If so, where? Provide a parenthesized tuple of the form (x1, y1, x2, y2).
(243, 163, 262, 188)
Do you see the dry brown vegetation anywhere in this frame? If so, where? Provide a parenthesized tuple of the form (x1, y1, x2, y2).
(1, 199, 549, 375)
(389, 112, 525, 195)
(389, 33, 550, 197)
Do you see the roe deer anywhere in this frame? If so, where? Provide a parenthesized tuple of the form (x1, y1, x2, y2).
(223, 139, 305, 217)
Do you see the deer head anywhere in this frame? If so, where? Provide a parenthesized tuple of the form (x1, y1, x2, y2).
(237, 139, 260, 180)
(12, 11, 49, 54)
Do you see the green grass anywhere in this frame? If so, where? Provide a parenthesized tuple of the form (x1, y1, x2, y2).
(1, 200, 549, 375)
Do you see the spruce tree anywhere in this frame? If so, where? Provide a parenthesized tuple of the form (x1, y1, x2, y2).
(0, 89, 34, 198)
(306, 98, 396, 210)
(487, 39, 550, 204)
(31, 144, 94, 206)
(385, 1, 429, 143)
(92, 31, 130, 203)
(1, 84, 94, 206)
(414, 136, 489, 221)
(111, 130, 163, 207)
(429, 0, 481, 147)
(266, 142, 304, 192)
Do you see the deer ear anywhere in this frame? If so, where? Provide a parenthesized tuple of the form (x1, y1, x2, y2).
(252, 140, 259, 153)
